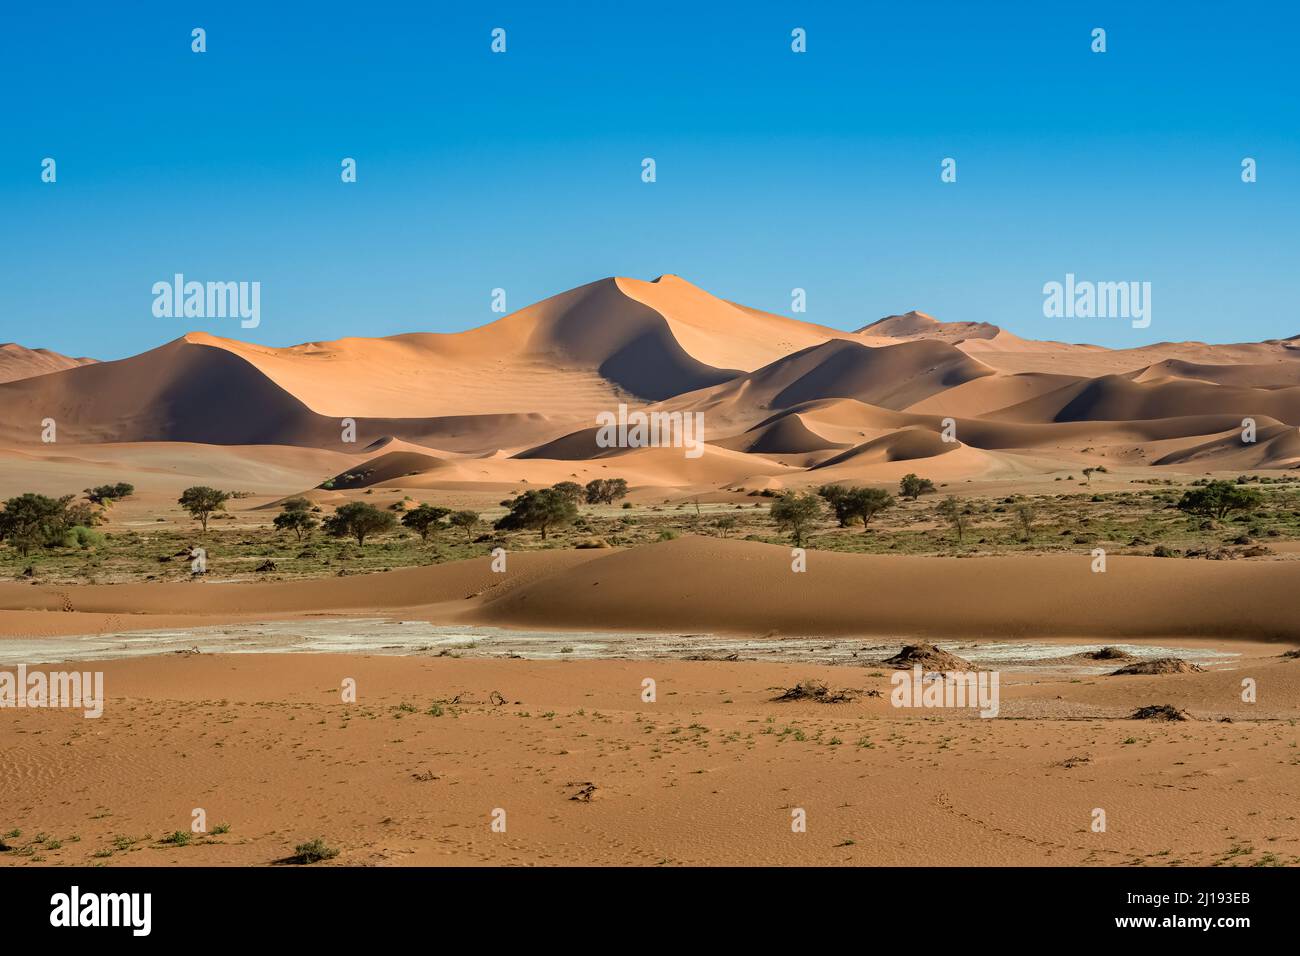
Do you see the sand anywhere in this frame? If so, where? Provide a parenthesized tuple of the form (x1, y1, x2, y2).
(2, 650, 1297, 867)
(3, 274, 1298, 487)
(2, 537, 1296, 642)
(0, 343, 95, 384)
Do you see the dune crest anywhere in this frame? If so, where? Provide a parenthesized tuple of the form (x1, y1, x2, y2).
(3, 274, 1298, 493)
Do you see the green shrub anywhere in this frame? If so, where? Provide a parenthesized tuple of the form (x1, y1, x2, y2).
(292, 838, 339, 864)
(61, 526, 105, 549)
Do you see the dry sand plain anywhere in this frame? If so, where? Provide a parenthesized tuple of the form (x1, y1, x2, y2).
(1, 649, 1298, 867)
(1, 538, 1298, 868)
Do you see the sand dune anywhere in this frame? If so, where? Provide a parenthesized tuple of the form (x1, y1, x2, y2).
(859, 310, 1002, 343)
(0, 441, 356, 501)
(903, 372, 1081, 417)
(1131, 357, 1300, 389)
(1152, 422, 1300, 468)
(712, 412, 853, 456)
(3, 275, 1299, 499)
(465, 537, 1300, 640)
(0, 336, 591, 453)
(5, 537, 1294, 642)
(1057, 376, 1300, 425)
(655, 339, 998, 439)
(324, 450, 450, 489)
(968, 338, 1300, 377)
(617, 275, 852, 371)
(983, 372, 1300, 427)
(811, 427, 961, 467)
(0, 343, 96, 383)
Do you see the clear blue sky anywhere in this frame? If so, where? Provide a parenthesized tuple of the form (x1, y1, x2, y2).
(3, 0, 1297, 360)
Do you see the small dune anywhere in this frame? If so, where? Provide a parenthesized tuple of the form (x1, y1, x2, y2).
(881, 642, 972, 670)
(1111, 658, 1206, 675)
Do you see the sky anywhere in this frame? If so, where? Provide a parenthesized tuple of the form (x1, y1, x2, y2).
(2, 0, 1297, 360)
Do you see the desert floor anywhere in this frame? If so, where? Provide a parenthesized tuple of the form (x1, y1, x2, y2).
(2, 636, 1298, 867)
(2, 528, 1298, 867)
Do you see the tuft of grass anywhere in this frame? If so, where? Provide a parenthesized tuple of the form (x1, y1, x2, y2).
(291, 838, 340, 864)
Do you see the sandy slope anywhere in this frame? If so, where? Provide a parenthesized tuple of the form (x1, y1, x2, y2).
(3, 537, 1295, 642)
(0, 442, 357, 501)
(0, 343, 96, 383)
(617, 274, 853, 370)
(2, 272, 1298, 497)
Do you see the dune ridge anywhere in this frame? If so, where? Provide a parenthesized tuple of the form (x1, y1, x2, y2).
(3, 274, 1299, 493)
(3, 537, 1295, 642)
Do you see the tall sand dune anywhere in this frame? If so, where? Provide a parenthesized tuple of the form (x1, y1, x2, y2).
(4, 275, 1299, 491)
(0, 343, 96, 383)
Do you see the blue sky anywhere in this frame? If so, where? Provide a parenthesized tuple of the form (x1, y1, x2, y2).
(3, 1, 1297, 360)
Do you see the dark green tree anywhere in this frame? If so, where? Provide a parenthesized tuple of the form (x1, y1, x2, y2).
(551, 481, 585, 505)
(0, 493, 73, 557)
(844, 487, 894, 531)
(584, 478, 629, 505)
(401, 503, 452, 541)
(1177, 480, 1263, 521)
(898, 473, 935, 501)
(84, 482, 135, 505)
(178, 486, 231, 533)
(448, 510, 481, 541)
(770, 491, 822, 548)
(323, 501, 396, 545)
(817, 484, 856, 527)
(273, 499, 319, 541)
(495, 489, 577, 540)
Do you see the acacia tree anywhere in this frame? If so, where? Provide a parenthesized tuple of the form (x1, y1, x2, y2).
(551, 482, 585, 506)
(1177, 480, 1263, 521)
(845, 487, 894, 531)
(899, 474, 935, 501)
(85, 483, 134, 505)
(495, 489, 576, 540)
(449, 510, 481, 541)
(273, 497, 318, 541)
(937, 495, 968, 544)
(178, 486, 230, 533)
(816, 485, 855, 527)
(818, 485, 894, 530)
(770, 491, 822, 548)
(401, 503, 451, 541)
(323, 501, 395, 545)
(584, 478, 629, 505)
(1013, 501, 1035, 542)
